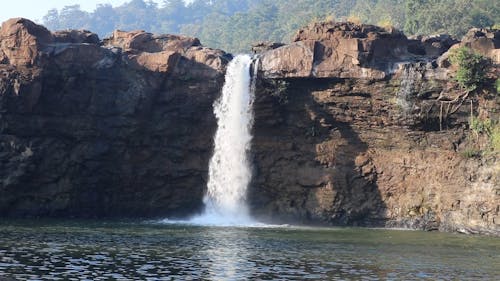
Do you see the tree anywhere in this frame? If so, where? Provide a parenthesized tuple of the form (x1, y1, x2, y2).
(450, 47, 491, 92)
(43, 9, 60, 29)
(41, 0, 500, 53)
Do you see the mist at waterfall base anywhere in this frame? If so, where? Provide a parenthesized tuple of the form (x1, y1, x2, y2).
(162, 55, 259, 227)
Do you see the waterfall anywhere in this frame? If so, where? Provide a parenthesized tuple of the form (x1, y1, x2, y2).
(396, 62, 423, 114)
(190, 54, 256, 225)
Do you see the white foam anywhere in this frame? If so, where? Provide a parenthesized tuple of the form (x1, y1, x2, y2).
(189, 54, 256, 225)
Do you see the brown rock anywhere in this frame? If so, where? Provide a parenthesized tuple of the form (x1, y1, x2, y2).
(252, 42, 285, 54)
(53, 29, 100, 44)
(408, 34, 458, 58)
(260, 41, 314, 78)
(173, 46, 230, 79)
(46, 43, 113, 70)
(129, 51, 181, 72)
(0, 18, 54, 66)
(0, 48, 7, 64)
(421, 34, 458, 57)
(460, 28, 500, 64)
(259, 21, 408, 79)
(250, 69, 499, 235)
(104, 30, 200, 53)
(0, 20, 229, 219)
(102, 29, 227, 77)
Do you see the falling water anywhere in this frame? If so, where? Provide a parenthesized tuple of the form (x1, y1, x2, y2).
(396, 62, 423, 114)
(190, 54, 256, 225)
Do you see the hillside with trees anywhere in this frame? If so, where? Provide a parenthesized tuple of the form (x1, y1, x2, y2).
(42, 0, 499, 53)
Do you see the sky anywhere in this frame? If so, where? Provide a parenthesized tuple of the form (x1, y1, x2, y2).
(0, 0, 163, 23)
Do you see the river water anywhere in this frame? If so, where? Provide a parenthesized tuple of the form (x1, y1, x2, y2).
(0, 220, 498, 280)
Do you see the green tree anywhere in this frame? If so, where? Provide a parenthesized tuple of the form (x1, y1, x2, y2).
(450, 47, 491, 92)
(41, 0, 500, 53)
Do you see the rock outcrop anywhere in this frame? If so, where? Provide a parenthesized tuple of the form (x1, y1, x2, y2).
(408, 34, 459, 58)
(0, 18, 54, 66)
(459, 28, 500, 64)
(252, 22, 499, 235)
(53, 29, 100, 44)
(260, 22, 412, 79)
(0, 18, 230, 218)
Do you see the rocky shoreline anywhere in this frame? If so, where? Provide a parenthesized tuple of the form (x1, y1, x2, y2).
(0, 18, 498, 235)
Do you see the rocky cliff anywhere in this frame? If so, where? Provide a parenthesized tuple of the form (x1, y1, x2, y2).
(0, 18, 230, 217)
(0, 19, 498, 235)
(251, 22, 499, 235)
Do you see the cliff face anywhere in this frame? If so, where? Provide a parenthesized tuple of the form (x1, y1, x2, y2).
(0, 18, 230, 217)
(251, 22, 499, 235)
(0, 19, 498, 235)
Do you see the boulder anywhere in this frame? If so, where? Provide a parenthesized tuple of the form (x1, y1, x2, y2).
(421, 34, 458, 57)
(173, 46, 231, 79)
(408, 34, 459, 58)
(102, 29, 228, 77)
(460, 28, 500, 64)
(0, 18, 230, 78)
(0, 18, 54, 66)
(259, 21, 409, 79)
(53, 29, 100, 44)
(104, 30, 200, 53)
(436, 28, 500, 69)
(129, 51, 181, 72)
(259, 41, 315, 78)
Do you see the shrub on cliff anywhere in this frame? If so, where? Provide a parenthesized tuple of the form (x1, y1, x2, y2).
(492, 125, 500, 153)
(449, 47, 491, 92)
(469, 117, 500, 154)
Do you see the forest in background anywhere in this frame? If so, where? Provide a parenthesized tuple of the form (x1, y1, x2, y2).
(42, 0, 499, 53)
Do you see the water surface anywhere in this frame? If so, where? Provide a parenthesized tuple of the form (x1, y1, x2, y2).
(0, 220, 498, 280)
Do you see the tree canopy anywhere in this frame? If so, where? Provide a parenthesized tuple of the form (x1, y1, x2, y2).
(42, 0, 499, 53)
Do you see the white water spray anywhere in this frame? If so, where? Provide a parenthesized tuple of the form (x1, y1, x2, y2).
(190, 54, 256, 225)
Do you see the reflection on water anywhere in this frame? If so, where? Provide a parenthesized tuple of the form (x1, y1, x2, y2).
(0, 220, 498, 280)
(200, 227, 255, 280)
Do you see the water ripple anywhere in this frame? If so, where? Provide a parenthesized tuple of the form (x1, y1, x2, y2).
(0, 221, 498, 280)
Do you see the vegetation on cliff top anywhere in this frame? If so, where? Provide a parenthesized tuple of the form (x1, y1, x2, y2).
(449, 47, 492, 92)
(42, 0, 499, 53)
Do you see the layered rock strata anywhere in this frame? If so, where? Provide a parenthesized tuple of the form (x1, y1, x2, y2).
(0, 18, 230, 217)
(251, 21, 499, 235)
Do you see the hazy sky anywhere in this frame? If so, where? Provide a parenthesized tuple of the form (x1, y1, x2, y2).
(0, 0, 163, 23)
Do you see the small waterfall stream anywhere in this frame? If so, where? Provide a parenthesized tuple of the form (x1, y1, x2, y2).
(190, 54, 256, 225)
(395, 62, 424, 114)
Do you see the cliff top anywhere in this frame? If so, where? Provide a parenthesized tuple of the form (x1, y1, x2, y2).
(0, 18, 230, 79)
(293, 21, 404, 42)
